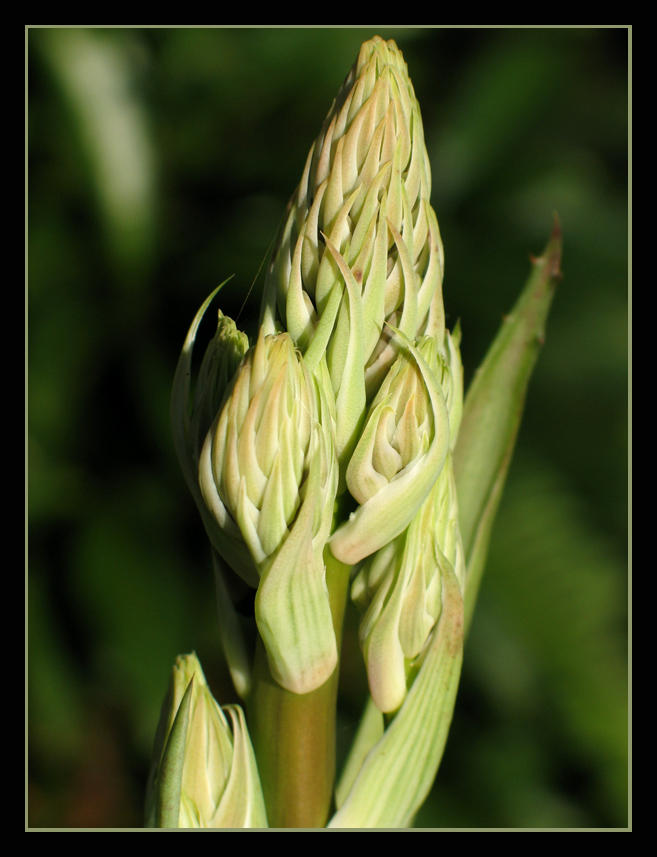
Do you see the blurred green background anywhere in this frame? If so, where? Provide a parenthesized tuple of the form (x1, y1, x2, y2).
(27, 26, 629, 829)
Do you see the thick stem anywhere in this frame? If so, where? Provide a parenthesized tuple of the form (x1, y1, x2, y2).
(247, 550, 351, 828)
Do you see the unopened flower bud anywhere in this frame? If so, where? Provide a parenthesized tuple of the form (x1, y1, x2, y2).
(329, 334, 449, 566)
(191, 309, 250, 460)
(352, 455, 465, 713)
(171, 286, 255, 584)
(260, 36, 445, 470)
(199, 329, 339, 693)
(145, 652, 267, 828)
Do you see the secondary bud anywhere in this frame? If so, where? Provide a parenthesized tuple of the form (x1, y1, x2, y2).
(170, 286, 255, 585)
(190, 309, 250, 460)
(145, 652, 267, 828)
(329, 334, 450, 566)
(199, 330, 339, 693)
(352, 455, 465, 713)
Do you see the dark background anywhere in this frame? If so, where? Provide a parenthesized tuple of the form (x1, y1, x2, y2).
(27, 26, 629, 829)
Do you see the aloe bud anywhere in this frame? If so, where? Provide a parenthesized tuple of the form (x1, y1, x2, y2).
(352, 455, 465, 713)
(260, 36, 445, 468)
(329, 334, 449, 566)
(191, 309, 250, 462)
(198, 328, 339, 693)
(337, 327, 463, 712)
(145, 652, 267, 828)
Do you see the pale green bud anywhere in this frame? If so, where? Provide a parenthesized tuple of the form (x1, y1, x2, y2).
(329, 334, 449, 566)
(145, 652, 267, 829)
(199, 328, 333, 566)
(330, 327, 463, 712)
(171, 284, 256, 586)
(172, 285, 249, 495)
(352, 455, 465, 713)
(199, 329, 339, 693)
(260, 36, 445, 468)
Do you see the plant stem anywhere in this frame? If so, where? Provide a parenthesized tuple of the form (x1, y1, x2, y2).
(247, 549, 351, 828)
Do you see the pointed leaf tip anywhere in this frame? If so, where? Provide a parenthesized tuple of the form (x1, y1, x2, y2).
(532, 212, 562, 281)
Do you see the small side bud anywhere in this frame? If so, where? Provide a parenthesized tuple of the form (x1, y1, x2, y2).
(170, 284, 256, 585)
(353, 456, 465, 712)
(199, 330, 339, 693)
(145, 652, 267, 829)
(329, 334, 450, 565)
(190, 309, 250, 461)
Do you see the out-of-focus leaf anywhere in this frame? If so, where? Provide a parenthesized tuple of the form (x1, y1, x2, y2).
(480, 455, 628, 824)
(430, 35, 574, 203)
(33, 28, 156, 282)
(28, 571, 84, 762)
(69, 484, 208, 751)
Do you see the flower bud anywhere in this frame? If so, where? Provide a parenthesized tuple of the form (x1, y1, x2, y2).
(199, 329, 339, 693)
(199, 328, 333, 566)
(341, 320, 464, 712)
(352, 455, 465, 713)
(145, 652, 267, 828)
(260, 36, 445, 469)
(329, 334, 449, 566)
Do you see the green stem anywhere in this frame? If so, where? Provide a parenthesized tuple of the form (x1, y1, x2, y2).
(247, 550, 351, 828)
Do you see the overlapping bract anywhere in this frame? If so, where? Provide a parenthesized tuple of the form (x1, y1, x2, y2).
(146, 653, 267, 829)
